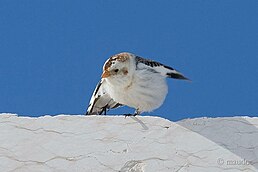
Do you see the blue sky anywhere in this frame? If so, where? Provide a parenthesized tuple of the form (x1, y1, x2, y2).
(0, 0, 257, 121)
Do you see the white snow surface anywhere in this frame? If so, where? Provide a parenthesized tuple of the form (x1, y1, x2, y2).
(0, 113, 258, 172)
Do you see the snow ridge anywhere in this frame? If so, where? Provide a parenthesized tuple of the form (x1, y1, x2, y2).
(0, 114, 257, 172)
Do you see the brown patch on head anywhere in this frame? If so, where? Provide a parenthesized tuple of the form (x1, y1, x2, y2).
(103, 52, 131, 71)
(103, 59, 113, 71)
(115, 52, 131, 62)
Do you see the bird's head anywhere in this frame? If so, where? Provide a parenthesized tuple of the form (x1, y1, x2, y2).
(101, 52, 135, 79)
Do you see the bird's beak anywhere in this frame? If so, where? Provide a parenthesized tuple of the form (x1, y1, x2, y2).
(101, 70, 111, 78)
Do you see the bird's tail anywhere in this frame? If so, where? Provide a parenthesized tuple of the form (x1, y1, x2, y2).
(166, 71, 190, 81)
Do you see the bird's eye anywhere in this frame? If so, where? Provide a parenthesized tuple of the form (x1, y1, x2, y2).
(114, 69, 119, 72)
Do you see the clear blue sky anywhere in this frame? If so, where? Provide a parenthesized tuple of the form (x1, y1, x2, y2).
(0, 1, 257, 121)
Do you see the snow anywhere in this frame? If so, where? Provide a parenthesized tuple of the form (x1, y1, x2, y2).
(0, 113, 257, 172)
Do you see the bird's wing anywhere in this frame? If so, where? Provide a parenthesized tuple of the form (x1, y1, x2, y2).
(86, 79, 122, 115)
(135, 56, 189, 80)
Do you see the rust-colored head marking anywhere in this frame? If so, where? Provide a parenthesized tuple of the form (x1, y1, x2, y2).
(104, 52, 131, 71)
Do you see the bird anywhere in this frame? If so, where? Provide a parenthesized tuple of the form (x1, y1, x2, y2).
(86, 52, 189, 116)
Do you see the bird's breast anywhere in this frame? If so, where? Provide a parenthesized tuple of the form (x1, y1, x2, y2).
(105, 71, 168, 112)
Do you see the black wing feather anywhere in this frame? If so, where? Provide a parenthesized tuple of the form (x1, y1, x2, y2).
(86, 80, 122, 115)
(135, 56, 190, 80)
(135, 56, 175, 70)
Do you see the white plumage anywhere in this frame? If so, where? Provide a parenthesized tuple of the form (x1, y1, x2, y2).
(86, 52, 189, 116)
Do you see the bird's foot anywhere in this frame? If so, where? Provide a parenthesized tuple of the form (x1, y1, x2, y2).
(124, 109, 141, 118)
(124, 113, 137, 118)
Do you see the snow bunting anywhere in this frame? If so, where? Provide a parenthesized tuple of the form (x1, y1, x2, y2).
(86, 52, 189, 116)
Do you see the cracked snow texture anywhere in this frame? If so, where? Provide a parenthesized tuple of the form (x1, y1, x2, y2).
(0, 113, 257, 172)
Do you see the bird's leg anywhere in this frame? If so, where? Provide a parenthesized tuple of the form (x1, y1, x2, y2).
(134, 109, 141, 116)
(104, 107, 107, 115)
(99, 105, 108, 115)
